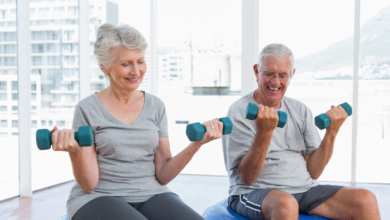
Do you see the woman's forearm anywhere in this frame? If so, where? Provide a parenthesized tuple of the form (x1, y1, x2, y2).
(69, 147, 99, 193)
(156, 142, 201, 185)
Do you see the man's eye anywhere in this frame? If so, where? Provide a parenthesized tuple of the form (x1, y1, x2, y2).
(122, 64, 129, 66)
(280, 75, 286, 78)
(265, 73, 273, 76)
(138, 61, 144, 64)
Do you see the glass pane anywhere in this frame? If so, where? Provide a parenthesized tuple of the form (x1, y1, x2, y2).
(0, 0, 18, 201)
(158, 0, 242, 175)
(259, 0, 354, 181)
(357, 1, 390, 183)
(90, 0, 150, 94)
(31, 0, 80, 190)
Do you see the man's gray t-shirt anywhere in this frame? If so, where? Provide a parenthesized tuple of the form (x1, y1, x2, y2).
(222, 91, 321, 196)
(66, 92, 171, 219)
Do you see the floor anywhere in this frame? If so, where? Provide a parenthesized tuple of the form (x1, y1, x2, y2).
(0, 175, 389, 220)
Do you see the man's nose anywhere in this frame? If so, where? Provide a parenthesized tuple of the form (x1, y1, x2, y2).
(270, 75, 282, 85)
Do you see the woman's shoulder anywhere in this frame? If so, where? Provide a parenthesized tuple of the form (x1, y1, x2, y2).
(144, 91, 165, 108)
(76, 93, 100, 110)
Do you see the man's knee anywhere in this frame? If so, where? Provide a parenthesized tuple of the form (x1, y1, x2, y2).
(263, 191, 298, 219)
(275, 194, 298, 214)
(352, 189, 378, 209)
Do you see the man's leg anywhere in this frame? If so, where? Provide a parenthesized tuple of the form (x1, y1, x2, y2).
(229, 189, 298, 220)
(309, 187, 380, 220)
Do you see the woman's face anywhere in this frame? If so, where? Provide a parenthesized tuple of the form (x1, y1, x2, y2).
(102, 45, 146, 92)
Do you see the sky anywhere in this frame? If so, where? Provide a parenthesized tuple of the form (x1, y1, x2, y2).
(118, 0, 390, 58)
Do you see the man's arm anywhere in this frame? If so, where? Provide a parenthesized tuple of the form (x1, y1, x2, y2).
(237, 105, 279, 186)
(305, 105, 348, 179)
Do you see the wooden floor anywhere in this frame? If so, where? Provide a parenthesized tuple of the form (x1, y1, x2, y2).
(0, 175, 389, 220)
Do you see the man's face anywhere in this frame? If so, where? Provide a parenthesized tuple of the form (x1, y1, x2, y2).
(254, 56, 295, 106)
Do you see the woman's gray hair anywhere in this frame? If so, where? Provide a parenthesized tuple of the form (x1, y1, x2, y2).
(257, 43, 295, 74)
(94, 23, 148, 68)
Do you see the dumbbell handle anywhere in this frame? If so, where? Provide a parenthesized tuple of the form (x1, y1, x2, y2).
(315, 102, 352, 130)
(186, 117, 233, 141)
(245, 103, 288, 128)
(36, 126, 93, 150)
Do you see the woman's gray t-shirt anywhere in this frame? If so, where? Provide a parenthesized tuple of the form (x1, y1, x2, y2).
(66, 92, 171, 219)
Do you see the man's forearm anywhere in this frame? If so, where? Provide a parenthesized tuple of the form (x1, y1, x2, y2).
(307, 131, 337, 179)
(237, 131, 273, 185)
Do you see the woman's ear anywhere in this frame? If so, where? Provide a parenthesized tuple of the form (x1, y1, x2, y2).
(100, 64, 109, 75)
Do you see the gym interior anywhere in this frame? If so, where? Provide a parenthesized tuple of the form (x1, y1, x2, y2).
(0, 0, 389, 219)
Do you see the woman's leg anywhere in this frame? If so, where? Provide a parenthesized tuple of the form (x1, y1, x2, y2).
(72, 196, 147, 220)
(138, 193, 204, 220)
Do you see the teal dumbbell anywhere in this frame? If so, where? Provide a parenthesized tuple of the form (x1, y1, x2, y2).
(315, 102, 352, 130)
(36, 126, 93, 150)
(245, 103, 288, 128)
(186, 117, 233, 141)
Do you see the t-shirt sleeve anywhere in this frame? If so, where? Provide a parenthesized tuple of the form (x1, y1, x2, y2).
(224, 110, 255, 171)
(158, 102, 169, 138)
(304, 108, 321, 155)
(72, 104, 90, 130)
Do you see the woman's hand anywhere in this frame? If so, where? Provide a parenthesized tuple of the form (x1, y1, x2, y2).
(50, 126, 82, 153)
(196, 118, 224, 145)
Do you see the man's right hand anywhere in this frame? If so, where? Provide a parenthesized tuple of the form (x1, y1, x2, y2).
(255, 105, 279, 133)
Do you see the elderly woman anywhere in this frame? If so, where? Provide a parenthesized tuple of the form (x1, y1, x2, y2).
(50, 24, 223, 220)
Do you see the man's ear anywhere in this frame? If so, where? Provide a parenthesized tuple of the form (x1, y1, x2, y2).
(253, 64, 259, 82)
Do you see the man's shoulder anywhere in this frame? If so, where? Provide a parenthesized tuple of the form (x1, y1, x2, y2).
(227, 92, 253, 118)
(283, 96, 310, 112)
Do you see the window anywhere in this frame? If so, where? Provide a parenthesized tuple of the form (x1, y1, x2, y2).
(31, 93, 36, 101)
(12, 120, 17, 128)
(39, 7, 49, 18)
(12, 93, 17, 100)
(31, 82, 36, 91)
(31, 120, 37, 128)
(11, 81, 17, 90)
(0, 120, 7, 127)
(357, 1, 390, 183)
(0, 106, 7, 111)
(41, 120, 46, 126)
(12, 106, 17, 111)
(0, 93, 6, 100)
(0, 81, 7, 90)
(259, 0, 354, 182)
(56, 120, 65, 127)
(0, 133, 7, 137)
(68, 6, 78, 17)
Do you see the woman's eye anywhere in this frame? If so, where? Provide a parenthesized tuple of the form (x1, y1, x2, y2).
(122, 64, 129, 66)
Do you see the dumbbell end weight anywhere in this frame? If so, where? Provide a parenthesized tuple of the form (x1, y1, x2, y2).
(186, 123, 206, 142)
(36, 129, 52, 150)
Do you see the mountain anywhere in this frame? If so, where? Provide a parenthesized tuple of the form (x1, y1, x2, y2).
(295, 4, 390, 80)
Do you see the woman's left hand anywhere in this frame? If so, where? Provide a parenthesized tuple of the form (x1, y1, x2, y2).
(196, 118, 224, 145)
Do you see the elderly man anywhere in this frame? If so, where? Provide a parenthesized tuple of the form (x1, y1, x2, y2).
(222, 43, 380, 220)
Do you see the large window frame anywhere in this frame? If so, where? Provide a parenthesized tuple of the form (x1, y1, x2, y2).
(12, 0, 364, 198)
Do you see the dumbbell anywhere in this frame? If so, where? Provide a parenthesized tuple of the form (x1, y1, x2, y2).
(36, 126, 93, 150)
(245, 103, 288, 128)
(315, 102, 352, 130)
(186, 117, 233, 141)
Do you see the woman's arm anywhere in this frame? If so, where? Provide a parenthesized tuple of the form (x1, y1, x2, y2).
(154, 119, 223, 185)
(51, 127, 99, 193)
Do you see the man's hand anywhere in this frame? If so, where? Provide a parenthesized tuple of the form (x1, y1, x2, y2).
(325, 105, 348, 135)
(255, 105, 279, 134)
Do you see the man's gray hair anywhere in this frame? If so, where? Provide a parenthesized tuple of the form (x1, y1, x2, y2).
(94, 23, 148, 68)
(257, 43, 295, 74)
